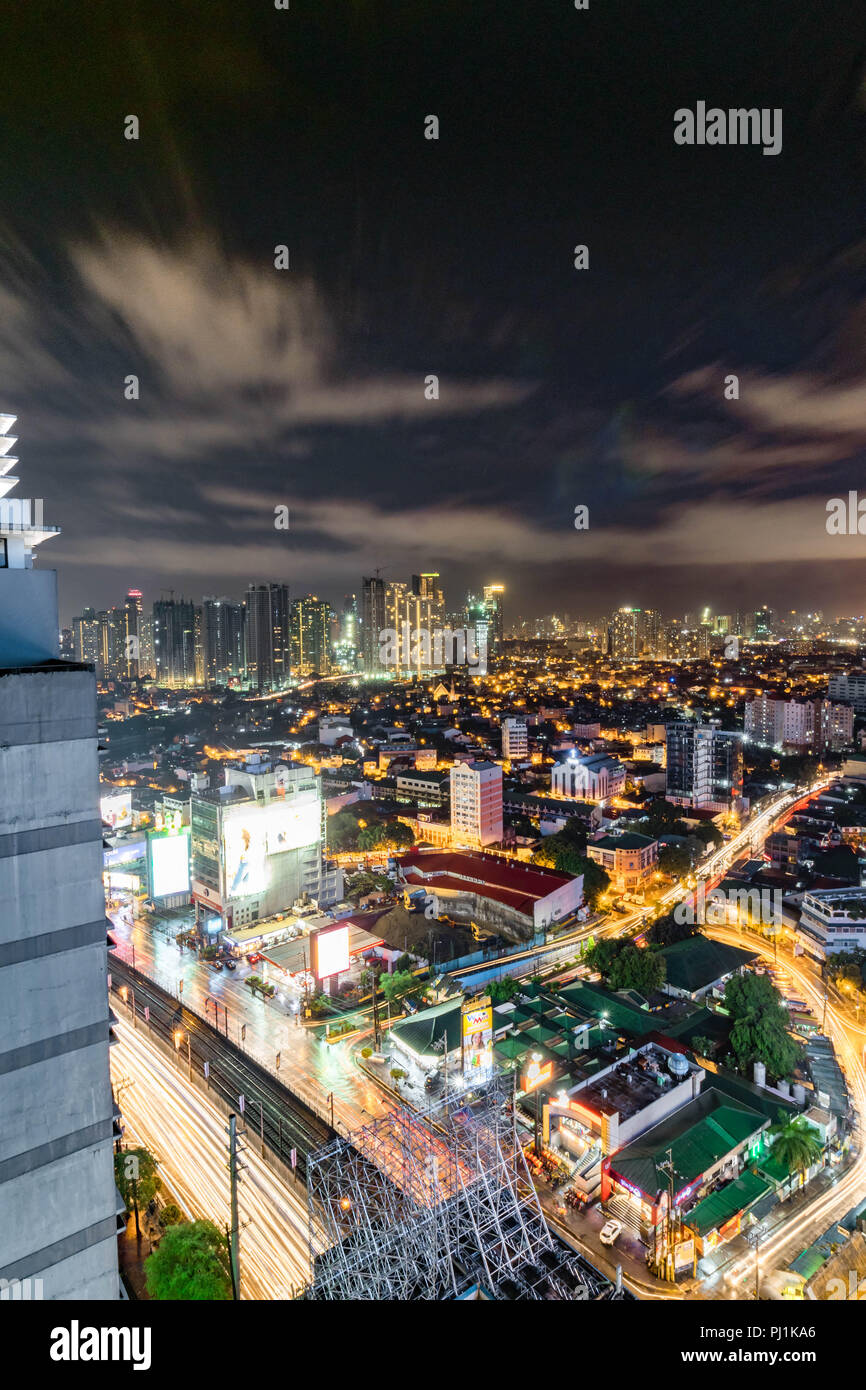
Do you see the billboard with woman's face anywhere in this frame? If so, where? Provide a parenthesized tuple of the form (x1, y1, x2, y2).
(462, 998, 493, 1080)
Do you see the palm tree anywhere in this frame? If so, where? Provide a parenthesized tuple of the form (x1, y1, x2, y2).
(768, 1114, 824, 1187)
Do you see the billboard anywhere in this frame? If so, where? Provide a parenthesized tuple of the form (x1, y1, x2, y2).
(310, 924, 350, 980)
(100, 790, 132, 831)
(267, 800, 320, 854)
(462, 997, 494, 1080)
(148, 828, 191, 899)
(224, 808, 269, 898)
(223, 801, 320, 899)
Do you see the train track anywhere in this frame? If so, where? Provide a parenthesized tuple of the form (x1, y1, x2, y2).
(109, 954, 334, 1182)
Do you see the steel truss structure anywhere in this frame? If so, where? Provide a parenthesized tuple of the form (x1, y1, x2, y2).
(306, 1076, 599, 1300)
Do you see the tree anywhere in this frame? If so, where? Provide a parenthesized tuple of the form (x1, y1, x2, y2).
(691, 822, 723, 850)
(384, 820, 414, 848)
(380, 969, 416, 1002)
(115, 1147, 162, 1240)
(160, 1203, 185, 1228)
(585, 939, 666, 994)
(690, 1035, 714, 1057)
(326, 810, 361, 852)
(724, 973, 801, 1080)
(658, 843, 692, 878)
(647, 910, 697, 947)
(390, 1067, 408, 1088)
(145, 1219, 233, 1301)
(768, 1115, 824, 1186)
(357, 824, 385, 851)
(607, 942, 666, 995)
(489, 976, 519, 1004)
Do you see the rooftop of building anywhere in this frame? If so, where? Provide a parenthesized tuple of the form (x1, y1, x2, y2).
(656, 935, 759, 993)
(606, 1087, 768, 1198)
(589, 831, 657, 851)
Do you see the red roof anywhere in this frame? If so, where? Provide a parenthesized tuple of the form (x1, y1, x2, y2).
(397, 848, 573, 918)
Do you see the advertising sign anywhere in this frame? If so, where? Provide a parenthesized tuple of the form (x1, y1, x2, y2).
(100, 790, 132, 830)
(523, 1056, 554, 1092)
(223, 801, 321, 899)
(223, 807, 269, 898)
(310, 923, 350, 980)
(675, 1238, 695, 1270)
(462, 997, 494, 1080)
(148, 828, 191, 898)
(266, 800, 320, 854)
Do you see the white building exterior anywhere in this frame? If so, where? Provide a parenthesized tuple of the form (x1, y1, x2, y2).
(501, 716, 528, 761)
(551, 752, 625, 802)
(450, 760, 503, 848)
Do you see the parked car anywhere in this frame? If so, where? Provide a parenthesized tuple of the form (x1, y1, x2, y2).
(211, 958, 223, 971)
(223, 958, 237, 971)
(599, 1219, 622, 1246)
(247, 952, 262, 964)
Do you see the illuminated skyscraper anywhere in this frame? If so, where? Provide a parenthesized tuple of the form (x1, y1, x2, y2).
(245, 583, 291, 691)
(290, 595, 332, 676)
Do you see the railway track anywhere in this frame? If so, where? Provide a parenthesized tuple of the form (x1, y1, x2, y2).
(109, 954, 334, 1182)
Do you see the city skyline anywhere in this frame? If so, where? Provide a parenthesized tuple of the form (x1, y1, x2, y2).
(4, 6, 866, 621)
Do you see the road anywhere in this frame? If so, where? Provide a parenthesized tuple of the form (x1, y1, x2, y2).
(703, 923, 866, 1291)
(112, 1019, 325, 1299)
(109, 906, 392, 1135)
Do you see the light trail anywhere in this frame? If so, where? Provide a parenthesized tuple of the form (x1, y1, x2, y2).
(112, 1018, 326, 1299)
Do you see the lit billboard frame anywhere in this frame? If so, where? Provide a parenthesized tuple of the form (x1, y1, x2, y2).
(223, 801, 320, 900)
(147, 828, 191, 899)
(100, 790, 132, 830)
(310, 923, 350, 981)
(462, 997, 494, 1081)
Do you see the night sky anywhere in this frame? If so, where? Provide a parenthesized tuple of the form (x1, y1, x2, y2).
(4, 1, 866, 624)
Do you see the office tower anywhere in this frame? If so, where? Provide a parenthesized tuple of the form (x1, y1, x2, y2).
(96, 607, 127, 681)
(753, 606, 774, 640)
(202, 597, 245, 685)
(123, 589, 142, 679)
(482, 584, 505, 651)
(0, 415, 120, 1298)
(245, 583, 291, 692)
(450, 760, 503, 847)
(362, 575, 388, 671)
(72, 607, 100, 666)
(138, 614, 155, 680)
(190, 758, 342, 931)
(501, 715, 528, 761)
(152, 595, 198, 688)
(59, 627, 74, 660)
(665, 722, 743, 812)
(608, 606, 651, 659)
(291, 595, 332, 676)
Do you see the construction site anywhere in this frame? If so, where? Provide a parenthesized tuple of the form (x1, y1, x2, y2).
(305, 1076, 628, 1301)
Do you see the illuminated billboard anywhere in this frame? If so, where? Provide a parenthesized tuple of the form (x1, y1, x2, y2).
(148, 828, 191, 899)
(462, 997, 494, 1080)
(223, 801, 321, 900)
(266, 800, 320, 854)
(224, 808, 269, 898)
(523, 1054, 554, 1092)
(310, 924, 350, 980)
(101, 790, 132, 830)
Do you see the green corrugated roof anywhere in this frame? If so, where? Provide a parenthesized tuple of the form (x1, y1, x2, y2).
(389, 998, 462, 1058)
(686, 1169, 771, 1236)
(558, 980, 653, 1037)
(609, 1088, 767, 1197)
(658, 936, 758, 993)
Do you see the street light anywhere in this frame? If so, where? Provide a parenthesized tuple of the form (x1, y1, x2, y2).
(120, 983, 136, 1029)
(173, 1028, 192, 1081)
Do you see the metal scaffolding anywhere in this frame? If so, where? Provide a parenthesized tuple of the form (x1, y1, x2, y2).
(306, 1076, 565, 1301)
